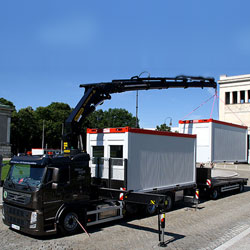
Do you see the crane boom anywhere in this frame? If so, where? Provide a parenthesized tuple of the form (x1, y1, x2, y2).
(63, 75, 216, 153)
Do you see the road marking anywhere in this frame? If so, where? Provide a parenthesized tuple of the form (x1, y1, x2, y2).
(215, 226, 250, 250)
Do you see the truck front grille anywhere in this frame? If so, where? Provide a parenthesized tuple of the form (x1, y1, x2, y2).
(6, 190, 31, 205)
(4, 204, 31, 228)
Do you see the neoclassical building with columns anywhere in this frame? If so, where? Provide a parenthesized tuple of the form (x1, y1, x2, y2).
(218, 74, 250, 161)
(0, 102, 12, 157)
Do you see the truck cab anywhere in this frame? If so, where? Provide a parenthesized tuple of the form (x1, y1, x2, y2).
(2, 153, 92, 236)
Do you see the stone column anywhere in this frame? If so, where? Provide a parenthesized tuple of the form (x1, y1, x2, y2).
(7, 117, 11, 144)
(237, 91, 241, 104)
(230, 92, 233, 104)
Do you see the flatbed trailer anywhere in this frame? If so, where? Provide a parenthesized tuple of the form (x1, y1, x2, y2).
(196, 167, 248, 199)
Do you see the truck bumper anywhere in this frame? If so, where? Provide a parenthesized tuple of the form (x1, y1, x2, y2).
(2, 203, 56, 236)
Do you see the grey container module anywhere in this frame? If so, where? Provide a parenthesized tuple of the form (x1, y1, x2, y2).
(179, 119, 248, 163)
(87, 127, 197, 192)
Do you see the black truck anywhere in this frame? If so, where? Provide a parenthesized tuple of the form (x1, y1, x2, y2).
(2, 75, 228, 237)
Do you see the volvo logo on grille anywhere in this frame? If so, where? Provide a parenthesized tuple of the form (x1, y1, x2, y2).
(7, 191, 31, 204)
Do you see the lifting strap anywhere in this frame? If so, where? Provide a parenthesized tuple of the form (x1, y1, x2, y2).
(181, 93, 217, 120)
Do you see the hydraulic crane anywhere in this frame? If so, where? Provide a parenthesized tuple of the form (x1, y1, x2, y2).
(63, 75, 216, 153)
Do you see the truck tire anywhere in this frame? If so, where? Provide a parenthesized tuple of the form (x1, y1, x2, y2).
(144, 204, 157, 216)
(211, 188, 219, 200)
(59, 211, 79, 236)
(125, 203, 139, 215)
(165, 194, 174, 211)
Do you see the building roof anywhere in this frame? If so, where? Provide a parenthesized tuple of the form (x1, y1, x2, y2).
(218, 74, 250, 85)
(0, 102, 13, 111)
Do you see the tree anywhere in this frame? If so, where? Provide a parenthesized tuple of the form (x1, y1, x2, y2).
(0, 98, 16, 109)
(1, 97, 138, 153)
(11, 106, 39, 153)
(156, 123, 171, 132)
(83, 108, 138, 129)
(11, 102, 72, 153)
(35, 102, 72, 149)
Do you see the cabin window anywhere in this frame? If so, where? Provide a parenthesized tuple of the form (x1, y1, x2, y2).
(240, 91, 245, 103)
(225, 92, 230, 104)
(92, 146, 104, 164)
(248, 90, 250, 103)
(233, 91, 238, 104)
(92, 146, 104, 157)
(110, 145, 123, 158)
(44, 168, 53, 183)
(110, 145, 123, 166)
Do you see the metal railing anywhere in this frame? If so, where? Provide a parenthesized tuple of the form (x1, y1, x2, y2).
(91, 157, 128, 189)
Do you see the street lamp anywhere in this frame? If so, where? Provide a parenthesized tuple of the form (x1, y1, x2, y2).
(164, 117, 172, 126)
(42, 120, 45, 149)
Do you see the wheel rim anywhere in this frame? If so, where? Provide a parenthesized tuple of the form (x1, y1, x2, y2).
(147, 204, 156, 214)
(212, 190, 218, 199)
(63, 212, 78, 232)
(166, 195, 172, 210)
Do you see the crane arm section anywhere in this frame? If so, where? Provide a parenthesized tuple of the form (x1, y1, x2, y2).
(63, 75, 216, 153)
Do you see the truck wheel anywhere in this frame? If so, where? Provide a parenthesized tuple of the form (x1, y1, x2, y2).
(144, 204, 157, 215)
(165, 194, 174, 211)
(211, 189, 219, 200)
(59, 211, 79, 236)
(125, 203, 139, 215)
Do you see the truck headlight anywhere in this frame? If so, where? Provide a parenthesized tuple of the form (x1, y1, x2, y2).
(30, 212, 37, 228)
(3, 190, 7, 199)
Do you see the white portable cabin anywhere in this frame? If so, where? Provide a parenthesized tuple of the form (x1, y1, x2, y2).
(179, 119, 248, 163)
(87, 127, 196, 192)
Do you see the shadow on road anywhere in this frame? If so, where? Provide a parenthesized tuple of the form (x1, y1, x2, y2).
(120, 221, 185, 242)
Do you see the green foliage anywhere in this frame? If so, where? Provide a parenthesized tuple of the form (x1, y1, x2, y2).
(35, 102, 72, 150)
(156, 123, 171, 132)
(1, 161, 11, 181)
(85, 108, 138, 129)
(0, 98, 16, 110)
(11, 106, 38, 153)
(11, 102, 72, 154)
(3, 97, 137, 154)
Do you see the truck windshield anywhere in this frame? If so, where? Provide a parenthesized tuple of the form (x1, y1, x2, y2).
(7, 164, 45, 188)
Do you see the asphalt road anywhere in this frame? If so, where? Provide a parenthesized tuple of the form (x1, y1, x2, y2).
(0, 169, 250, 250)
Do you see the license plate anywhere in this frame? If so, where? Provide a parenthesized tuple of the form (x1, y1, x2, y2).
(11, 224, 20, 230)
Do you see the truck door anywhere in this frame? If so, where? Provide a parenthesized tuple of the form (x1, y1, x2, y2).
(42, 165, 70, 222)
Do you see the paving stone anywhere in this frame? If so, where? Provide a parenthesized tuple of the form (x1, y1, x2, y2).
(1, 169, 250, 249)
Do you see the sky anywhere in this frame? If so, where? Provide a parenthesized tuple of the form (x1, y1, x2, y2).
(1, 0, 250, 128)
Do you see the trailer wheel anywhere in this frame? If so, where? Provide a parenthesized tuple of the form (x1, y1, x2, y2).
(211, 188, 219, 200)
(59, 211, 79, 236)
(239, 184, 244, 193)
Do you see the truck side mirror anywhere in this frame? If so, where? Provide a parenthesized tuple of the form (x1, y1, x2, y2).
(52, 168, 59, 182)
(52, 183, 58, 190)
(52, 168, 59, 190)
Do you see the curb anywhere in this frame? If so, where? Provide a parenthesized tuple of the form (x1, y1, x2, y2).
(215, 165, 250, 172)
